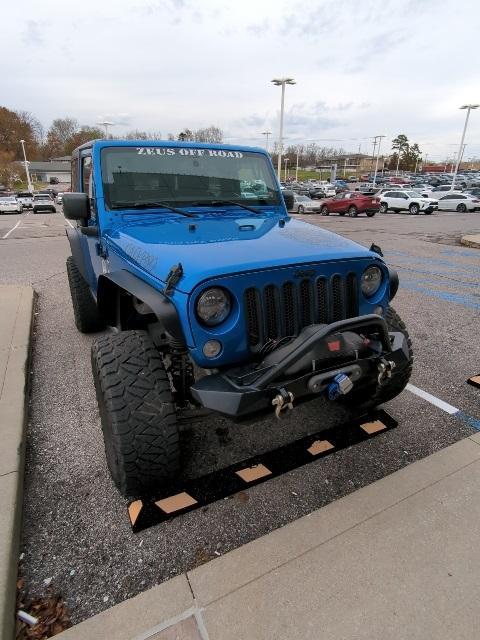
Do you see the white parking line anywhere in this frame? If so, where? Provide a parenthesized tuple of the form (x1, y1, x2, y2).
(406, 383, 459, 414)
(2, 220, 21, 239)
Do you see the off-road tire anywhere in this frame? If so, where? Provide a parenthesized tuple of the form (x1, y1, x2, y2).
(66, 256, 105, 333)
(91, 330, 179, 496)
(340, 306, 413, 412)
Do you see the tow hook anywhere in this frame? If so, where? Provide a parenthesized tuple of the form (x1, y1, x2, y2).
(327, 373, 354, 400)
(377, 358, 396, 385)
(272, 388, 294, 418)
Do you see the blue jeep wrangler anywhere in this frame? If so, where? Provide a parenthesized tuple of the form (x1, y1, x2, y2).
(63, 140, 412, 496)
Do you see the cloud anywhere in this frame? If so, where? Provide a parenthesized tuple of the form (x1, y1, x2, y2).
(22, 20, 43, 45)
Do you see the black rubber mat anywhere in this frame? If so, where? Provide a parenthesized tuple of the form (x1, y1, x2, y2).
(127, 409, 397, 533)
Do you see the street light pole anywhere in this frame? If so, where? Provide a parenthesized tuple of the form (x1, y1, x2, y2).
(261, 131, 272, 152)
(372, 135, 385, 187)
(452, 104, 479, 189)
(284, 158, 290, 181)
(19, 139, 33, 192)
(295, 148, 300, 181)
(97, 120, 115, 137)
(271, 77, 296, 180)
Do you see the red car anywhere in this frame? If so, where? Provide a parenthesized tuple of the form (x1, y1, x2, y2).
(319, 191, 380, 217)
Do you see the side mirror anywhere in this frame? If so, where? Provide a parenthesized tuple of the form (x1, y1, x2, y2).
(282, 190, 294, 211)
(63, 193, 91, 221)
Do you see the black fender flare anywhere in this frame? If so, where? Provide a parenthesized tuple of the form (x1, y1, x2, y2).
(388, 267, 399, 301)
(97, 270, 184, 342)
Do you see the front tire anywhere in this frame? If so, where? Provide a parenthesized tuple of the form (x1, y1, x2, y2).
(297, 205, 304, 214)
(340, 307, 413, 411)
(91, 330, 180, 496)
(321, 205, 329, 216)
(409, 203, 420, 215)
(66, 256, 105, 333)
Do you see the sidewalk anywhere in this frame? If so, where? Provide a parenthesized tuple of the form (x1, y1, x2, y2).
(0, 286, 35, 640)
(461, 233, 480, 248)
(57, 432, 480, 640)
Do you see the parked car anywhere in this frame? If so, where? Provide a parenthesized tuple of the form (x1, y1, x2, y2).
(466, 188, 480, 198)
(320, 191, 380, 217)
(290, 194, 321, 213)
(437, 193, 480, 212)
(32, 194, 57, 214)
(379, 190, 438, 215)
(55, 193, 64, 204)
(0, 196, 23, 214)
(16, 191, 33, 209)
(425, 185, 463, 198)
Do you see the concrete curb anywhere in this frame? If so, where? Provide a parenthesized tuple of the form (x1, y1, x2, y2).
(460, 233, 480, 248)
(0, 286, 35, 640)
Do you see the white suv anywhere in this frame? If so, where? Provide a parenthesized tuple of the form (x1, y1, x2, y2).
(379, 190, 438, 215)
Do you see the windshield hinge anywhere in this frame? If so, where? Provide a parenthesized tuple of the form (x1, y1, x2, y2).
(164, 263, 184, 296)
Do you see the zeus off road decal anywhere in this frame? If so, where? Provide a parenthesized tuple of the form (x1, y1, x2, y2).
(136, 147, 244, 158)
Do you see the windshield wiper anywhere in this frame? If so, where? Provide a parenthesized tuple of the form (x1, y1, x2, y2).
(189, 200, 260, 214)
(111, 201, 195, 218)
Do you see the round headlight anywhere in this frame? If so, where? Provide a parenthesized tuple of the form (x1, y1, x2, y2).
(361, 266, 383, 297)
(196, 287, 231, 326)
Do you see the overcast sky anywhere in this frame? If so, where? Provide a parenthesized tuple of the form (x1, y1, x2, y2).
(3, 0, 480, 161)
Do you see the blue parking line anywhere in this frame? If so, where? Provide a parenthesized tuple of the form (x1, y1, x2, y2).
(400, 279, 480, 311)
(455, 411, 480, 431)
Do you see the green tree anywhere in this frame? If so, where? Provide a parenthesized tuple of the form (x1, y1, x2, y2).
(44, 118, 79, 157)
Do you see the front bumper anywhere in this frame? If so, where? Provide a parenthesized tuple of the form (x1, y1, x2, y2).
(191, 314, 410, 418)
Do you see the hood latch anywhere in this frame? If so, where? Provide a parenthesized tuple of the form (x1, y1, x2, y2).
(164, 263, 184, 296)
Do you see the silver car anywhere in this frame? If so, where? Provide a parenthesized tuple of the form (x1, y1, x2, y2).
(0, 196, 22, 214)
(291, 194, 321, 214)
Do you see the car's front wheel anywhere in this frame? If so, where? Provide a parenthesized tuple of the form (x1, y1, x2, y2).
(366, 211, 376, 217)
(321, 205, 329, 216)
(91, 330, 180, 496)
(347, 206, 358, 217)
(409, 203, 420, 215)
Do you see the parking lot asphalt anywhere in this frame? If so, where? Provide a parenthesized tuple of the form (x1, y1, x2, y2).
(1, 209, 479, 624)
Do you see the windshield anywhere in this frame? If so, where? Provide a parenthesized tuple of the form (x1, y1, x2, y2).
(101, 146, 280, 209)
(1, 197, 16, 202)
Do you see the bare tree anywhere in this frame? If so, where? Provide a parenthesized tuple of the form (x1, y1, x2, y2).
(194, 126, 223, 143)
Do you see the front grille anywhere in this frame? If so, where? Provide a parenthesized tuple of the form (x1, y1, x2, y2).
(244, 273, 359, 348)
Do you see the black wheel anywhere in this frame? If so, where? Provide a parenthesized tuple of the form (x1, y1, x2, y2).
(297, 205, 305, 214)
(366, 210, 376, 217)
(321, 205, 329, 216)
(91, 330, 179, 496)
(409, 203, 419, 215)
(340, 307, 413, 411)
(347, 206, 358, 217)
(456, 203, 467, 212)
(66, 256, 105, 333)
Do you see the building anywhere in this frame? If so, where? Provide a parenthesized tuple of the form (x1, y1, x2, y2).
(317, 153, 386, 176)
(16, 158, 71, 185)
